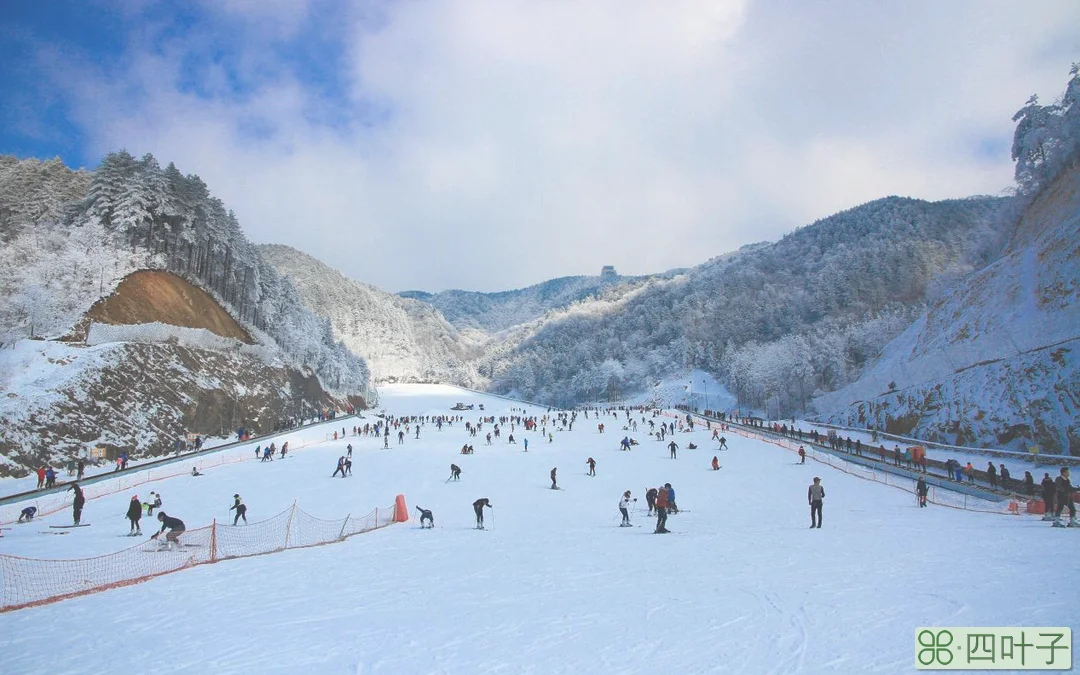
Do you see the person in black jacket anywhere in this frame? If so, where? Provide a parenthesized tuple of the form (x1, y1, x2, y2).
(230, 494, 247, 525)
(473, 498, 492, 529)
(126, 495, 143, 535)
(550, 467, 558, 490)
(1053, 468, 1076, 526)
(152, 512, 186, 546)
(1041, 473, 1057, 521)
(69, 482, 85, 525)
(645, 487, 658, 515)
(449, 464, 462, 481)
(916, 476, 929, 508)
(415, 506, 434, 528)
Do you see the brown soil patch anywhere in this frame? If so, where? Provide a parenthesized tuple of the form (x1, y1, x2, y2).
(83, 270, 253, 343)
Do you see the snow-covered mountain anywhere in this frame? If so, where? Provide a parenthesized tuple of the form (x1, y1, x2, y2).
(399, 269, 662, 332)
(0, 154, 374, 475)
(816, 163, 1080, 454)
(259, 244, 485, 386)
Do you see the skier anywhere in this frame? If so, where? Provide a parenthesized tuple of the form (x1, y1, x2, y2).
(415, 506, 434, 528)
(808, 477, 825, 528)
(345, 444, 351, 459)
(450, 463, 462, 481)
(1053, 467, 1077, 527)
(798, 446, 806, 464)
(523, 438, 529, 452)
(668, 440, 678, 459)
(36, 466, 46, 489)
(645, 486, 658, 515)
(654, 485, 670, 534)
(332, 456, 346, 478)
(618, 491, 636, 527)
(191, 466, 203, 476)
(231, 494, 248, 525)
(586, 457, 596, 477)
(344, 457, 353, 476)
(1041, 473, 1057, 521)
(711, 456, 720, 471)
(473, 498, 492, 530)
(550, 467, 558, 490)
(665, 483, 678, 514)
(144, 491, 162, 516)
(77, 459, 85, 480)
(916, 476, 929, 508)
(718, 436, 728, 450)
(69, 482, 85, 525)
(18, 506, 37, 523)
(151, 512, 186, 548)
(126, 495, 143, 535)
(986, 462, 998, 488)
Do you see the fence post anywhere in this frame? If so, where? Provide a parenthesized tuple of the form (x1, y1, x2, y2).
(339, 514, 350, 540)
(284, 501, 296, 550)
(210, 519, 217, 563)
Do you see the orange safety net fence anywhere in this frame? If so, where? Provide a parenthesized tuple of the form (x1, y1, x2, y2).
(0, 499, 405, 612)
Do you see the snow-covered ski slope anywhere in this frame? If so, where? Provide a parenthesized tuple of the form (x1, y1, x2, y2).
(2, 384, 1077, 674)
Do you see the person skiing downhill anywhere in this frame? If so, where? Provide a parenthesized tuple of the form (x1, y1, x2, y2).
(473, 498, 492, 529)
(450, 464, 462, 481)
(151, 512, 186, 548)
(618, 491, 636, 527)
(668, 440, 678, 459)
(586, 458, 596, 477)
(550, 467, 558, 490)
(798, 446, 806, 464)
(231, 494, 247, 525)
(916, 476, 929, 508)
(808, 477, 825, 528)
(126, 495, 142, 535)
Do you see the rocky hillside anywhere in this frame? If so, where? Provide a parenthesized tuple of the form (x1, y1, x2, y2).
(259, 244, 484, 386)
(816, 164, 1080, 455)
(0, 339, 337, 477)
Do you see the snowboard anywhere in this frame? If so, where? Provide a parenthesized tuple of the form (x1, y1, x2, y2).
(50, 524, 91, 528)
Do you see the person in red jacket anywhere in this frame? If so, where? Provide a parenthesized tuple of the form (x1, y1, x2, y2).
(36, 466, 46, 489)
(654, 486, 670, 534)
(798, 446, 806, 464)
(711, 456, 720, 471)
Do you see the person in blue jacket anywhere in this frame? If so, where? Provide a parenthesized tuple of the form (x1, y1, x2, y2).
(665, 483, 678, 514)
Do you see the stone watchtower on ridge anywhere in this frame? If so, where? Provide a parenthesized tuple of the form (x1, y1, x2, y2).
(600, 265, 617, 279)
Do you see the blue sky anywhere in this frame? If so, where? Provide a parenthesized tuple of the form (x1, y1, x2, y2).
(2, 0, 1078, 292)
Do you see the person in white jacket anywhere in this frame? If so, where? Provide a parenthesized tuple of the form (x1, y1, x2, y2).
(618, 491, 636, 527)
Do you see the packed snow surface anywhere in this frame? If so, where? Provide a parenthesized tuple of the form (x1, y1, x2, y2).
(1, 384, 1077, 674)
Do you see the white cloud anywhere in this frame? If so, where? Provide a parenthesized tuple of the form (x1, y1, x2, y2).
(45, 0, 1080, 291)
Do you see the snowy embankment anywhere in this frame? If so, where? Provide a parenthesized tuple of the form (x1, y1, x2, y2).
(1, 384, 1076, 675)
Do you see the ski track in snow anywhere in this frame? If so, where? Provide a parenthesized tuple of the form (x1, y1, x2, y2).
(0, 383, 1077, 675)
